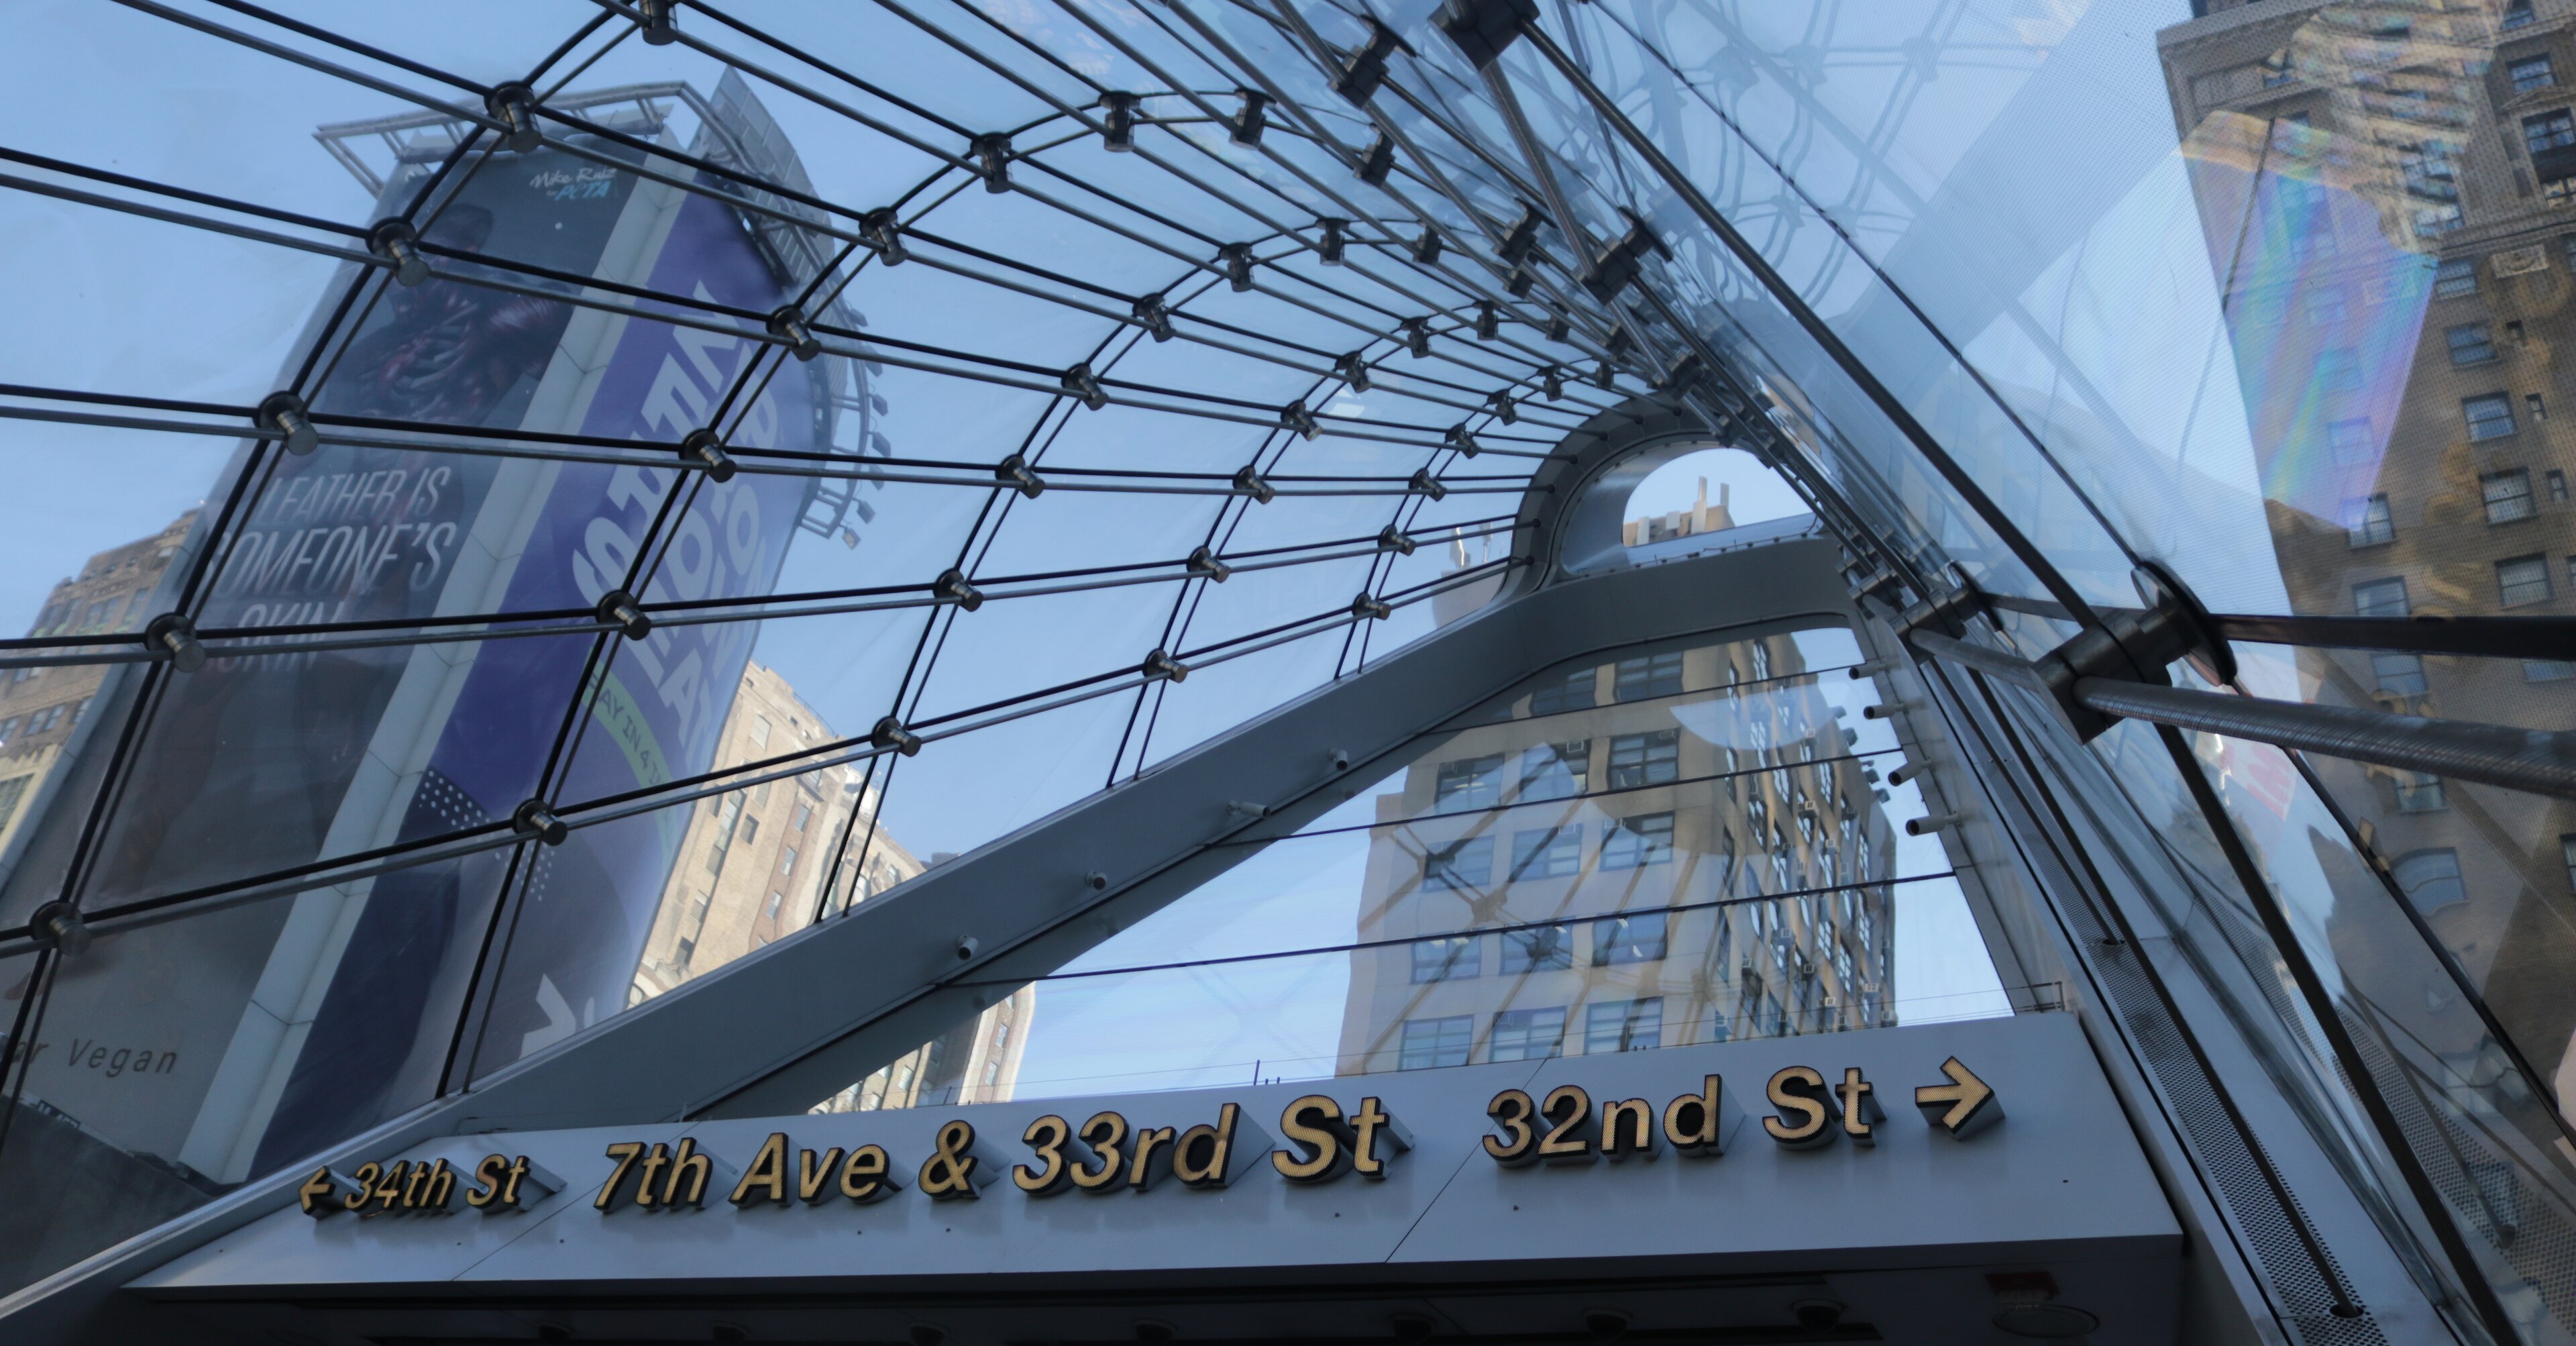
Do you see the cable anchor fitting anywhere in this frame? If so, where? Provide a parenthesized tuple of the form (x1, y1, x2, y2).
(144, 613, 205, 674)
(596, 589, 653, 641)
(257, 391, 320, 456)
(767, 305, 822, 361)
(995, 454, 1046, 499)
(368, 218, 431, 287)
(871, 716, 924, 756)
(680, 428, 737, 482)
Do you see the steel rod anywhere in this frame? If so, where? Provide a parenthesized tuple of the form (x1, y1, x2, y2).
(2076, 677, 2576, 800)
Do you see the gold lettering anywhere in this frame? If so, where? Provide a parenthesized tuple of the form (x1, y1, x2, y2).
(840, 1144, 898, 1203)
(1661, 1075, 1727, 1155)
(732, 1132, 790, 1206)
(467, 1155, 508, 1208)
(1599, 1098, 1656, 1159)
(1484, 1090, 1538, 1166)
(299, 1166, 341, 1217)
(1837, 1068, 1882, 1145)
(1764, 1066, 1833, 1149)
(501, 1155, 537, 1208)
(798, 1147, 845, 1203)
(1171, 1102, 1249, 1189)
(370, 1160, 409, 1213)
(662, 1137, 714, 1208)
(1536, 1086, 1595, 1163)
(598, 1142, 645, 1210)
(1349, 1096, 1409, 1179)
(918, 1120, 987, 1200)
(1127, 1126, 1177, 1191)
(634, 1142, 672, 1207)
(1273, 1095, 1353, 1183)
(419, 1157, 457, 1209)
(342, 1161, 381, 1214)
(1070, 1111, 1127, 1192)
(1016, 1115, 1075, 1196)
(400, 1158, 431, 1208)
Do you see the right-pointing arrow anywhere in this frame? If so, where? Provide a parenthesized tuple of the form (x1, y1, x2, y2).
(1914, 1057, 2002, 1139)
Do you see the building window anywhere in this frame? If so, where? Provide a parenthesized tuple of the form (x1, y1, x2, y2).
(2448, 322, 2497, 364)
(2412, 203, 2466, 238)
(1601, 813, 1675, 870)
(1517, 741, 1589, 801)
(1510, 827, 1582, 880)
(1488, 1007, 1566, 1062)
(1615, 652, 1684, 701)
(2465, 393, 2518, 439)
(779, 845, 797, 876)
(2526, 108, 2576, 156)
(1584, 997, 1664, 1053)
(2394, 849, 2465, 911)
(2498, 553, 2555, 606)
(2526, 659, 2576, 680)
(2514, 54, 2559, 92)
(2548, 469, 2570, 502)
(2484, 469, 2536, 522)
(2318, 347, 2362, 391)
(2346, 494, 2396, 547)
(1410, 936, 1480, 983)
(739, 815, 760, 847)
(1593, 911, 1670, 965)
(2396, 772, 2449, 812)
(765, 890, 785, 919)
(1423, 837, 1493, 890)
(1606, 729, 1680, 788)
(2306, 287, 2350, 326)
(750, 715, 773, 748)
(2353, 576, 2411, 618)
(1434, 755, 1504, 810)
(2327, 417, 2375, 465)
(2373, 652, 2429, 696)
(2507, 0, 2537, 29)
(0, 717, 18, 740)
(1399, 1015, 1474, 1070)
(1499, 925, 1574, 974)
(1527, 666, 1597, 715)
(0, 776, 30, 832)
(792, 801, 814, 831)
(2434, 255, 2479, 297)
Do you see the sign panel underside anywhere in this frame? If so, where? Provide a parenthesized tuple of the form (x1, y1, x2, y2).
(133, 1015, 2180, 1344)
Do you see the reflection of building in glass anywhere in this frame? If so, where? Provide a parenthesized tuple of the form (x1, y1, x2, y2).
(1338, 631, 1896, 1076)
(1621, 477, 1735, 547)
(2161, 5, 2576, 1101)
(0, 509, 195, 855)
(814, 982, 1035, 1112)
(629, 659, 1032, 1108)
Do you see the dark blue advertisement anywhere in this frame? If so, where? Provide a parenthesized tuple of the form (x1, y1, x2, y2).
(249, 180, 820, 1170)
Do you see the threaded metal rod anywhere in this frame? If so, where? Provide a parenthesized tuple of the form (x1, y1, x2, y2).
(2072, 677, 2576, 800)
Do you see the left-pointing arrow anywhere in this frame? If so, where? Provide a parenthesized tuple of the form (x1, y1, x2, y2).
(1913, 1057, 2001, 1139)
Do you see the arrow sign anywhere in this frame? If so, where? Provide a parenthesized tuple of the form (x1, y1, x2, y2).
(1913, 1057, 2001, 1139)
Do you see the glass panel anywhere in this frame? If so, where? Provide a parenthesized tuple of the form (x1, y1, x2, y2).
(812, 620, 2013, 1109)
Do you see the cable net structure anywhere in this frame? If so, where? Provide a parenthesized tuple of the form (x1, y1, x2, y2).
(3, 2, 2576, 1341)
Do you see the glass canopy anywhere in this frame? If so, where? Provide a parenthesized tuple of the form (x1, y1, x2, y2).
(1, 1, 2573, 1341)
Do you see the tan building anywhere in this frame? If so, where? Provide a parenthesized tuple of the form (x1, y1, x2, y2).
(0, 509, 196, 854)
(2160, 1, 2576, 1098)
(629, 659, 1034, 1110)
(1338, 629, 1896, 1076)
(1619, 476, 1736, 548)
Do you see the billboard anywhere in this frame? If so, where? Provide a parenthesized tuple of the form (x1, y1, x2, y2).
(16, 87, 836, 1188)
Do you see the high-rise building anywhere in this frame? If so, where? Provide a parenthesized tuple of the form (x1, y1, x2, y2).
(1340, 627, 1897, 1076)
(0, 510, 196, 855)
(2159, 0, 2576, 1107)
(631, 660, 1032, 1110)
